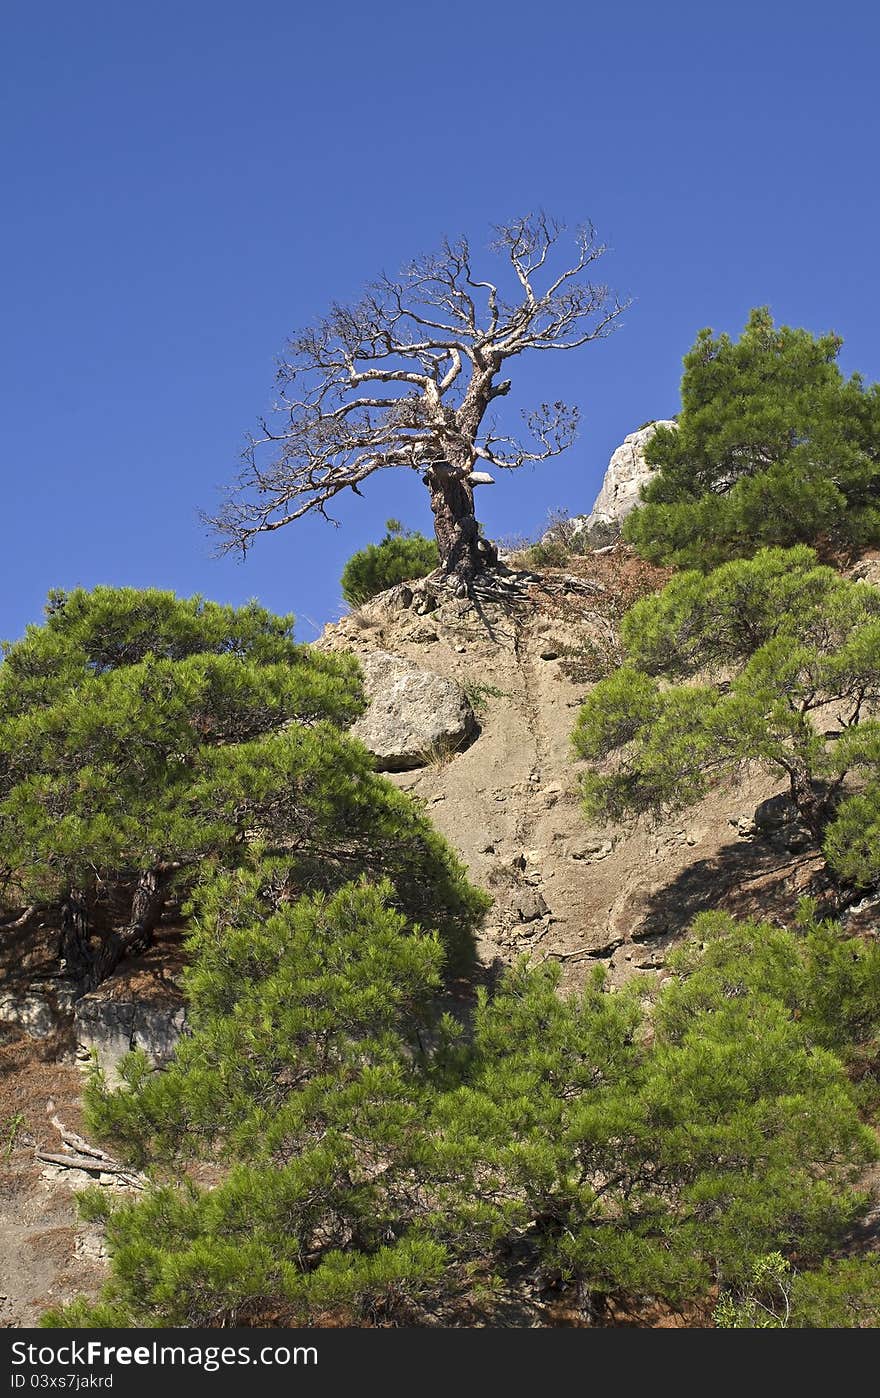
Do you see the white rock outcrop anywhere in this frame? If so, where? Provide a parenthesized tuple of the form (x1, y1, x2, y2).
(571, 420, 677, 535)
(0, 979, 79, 1038)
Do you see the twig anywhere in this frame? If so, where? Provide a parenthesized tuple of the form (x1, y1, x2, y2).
(36, 1117, 147, 1190)
(35, 1150, 145, 1189)
(537, 947, 600, 965)
(51, 1115, 109, 1161)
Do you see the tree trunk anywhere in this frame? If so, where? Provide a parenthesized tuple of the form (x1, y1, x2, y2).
(423, 463, 496, 594)
(59, 889, 91, 974)
(787, 759, 825, 842)
(83, 867, 171, 992)
(60, 869, 173, 993)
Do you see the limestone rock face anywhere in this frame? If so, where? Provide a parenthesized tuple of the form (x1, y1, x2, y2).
(0, 979, 79, 1038)
(0, 990, 63, 1038)
(573, 420, 677, 534)
(74, 993, 186, 1082)
(351, 649, 476, 771)
(850, 555, 880, 588)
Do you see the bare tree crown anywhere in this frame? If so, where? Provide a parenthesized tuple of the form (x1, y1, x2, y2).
(208, 213, 626, 554)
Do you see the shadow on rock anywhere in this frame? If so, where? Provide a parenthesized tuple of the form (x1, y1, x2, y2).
(632, 833, 829, 944)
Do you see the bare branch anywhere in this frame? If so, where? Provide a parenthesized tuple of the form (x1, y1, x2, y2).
(473, 401, 581, 470)
(206, 213, 627, 572)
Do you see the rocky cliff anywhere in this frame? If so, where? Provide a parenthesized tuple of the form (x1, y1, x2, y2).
(3, 504, 871, 1327)
(316, 549, 818, 990)
(569, 419, 676, 537)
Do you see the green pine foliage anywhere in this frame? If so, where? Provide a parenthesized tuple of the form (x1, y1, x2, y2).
(428, 950, 873, 1307)
(623, 308, 880, 569)
(45, 904, 876, 1327)
(65, 882, 453, 1326)
(660, 904, 880, 1086)
(340, 520, 438, 607)
(788, 1257, 880, 1328)
(715, 1252, 880, 1328)
(0, 586, 486, 975)
(0, 586, 360, 901)
(573, 547, 880, 885)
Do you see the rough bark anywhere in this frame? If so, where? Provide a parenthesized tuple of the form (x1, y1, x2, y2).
(424, 462, 497, 594)
(61, 868, 173, 992)
(84, 867, 171, 991)
(425, 464, 482, 590)
(59, 889, 90, 971)
(786, 759, 826, 842)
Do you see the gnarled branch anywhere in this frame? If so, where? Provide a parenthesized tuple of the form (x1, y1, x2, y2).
(206, 213, 628, 576)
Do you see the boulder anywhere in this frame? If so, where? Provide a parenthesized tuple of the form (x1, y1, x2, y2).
(753, 793, 797, 831)
(0, 990, 62, 1039)
(510, 888, 550, 923)
(351, 650, 477, 771)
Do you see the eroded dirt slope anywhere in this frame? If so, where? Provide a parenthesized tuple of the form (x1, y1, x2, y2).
(0, 1026, 108, 1326)
(317, 553, 822, 990)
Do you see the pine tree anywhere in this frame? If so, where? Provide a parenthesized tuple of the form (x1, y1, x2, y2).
(54, 882, 454, 1327)
(0, 586, 486, 985)
(624, 308, 880, 568)
(573, 547, 880, 887)
(423, 946, 874, 1311)
(47, 909, 876, 1327)
(340, 520, 439, 607)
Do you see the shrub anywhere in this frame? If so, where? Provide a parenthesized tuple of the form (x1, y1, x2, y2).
(340, 521, 438, 606)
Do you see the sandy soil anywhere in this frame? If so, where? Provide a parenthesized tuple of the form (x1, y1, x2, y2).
(317, 554, 822, 993)
(0, 1025, 107, 1326)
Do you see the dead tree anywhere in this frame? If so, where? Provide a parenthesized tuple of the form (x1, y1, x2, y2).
(208, 213, 627, 594)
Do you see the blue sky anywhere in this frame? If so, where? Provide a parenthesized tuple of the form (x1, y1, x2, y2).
(2, 1, 879, 643)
